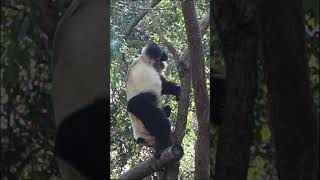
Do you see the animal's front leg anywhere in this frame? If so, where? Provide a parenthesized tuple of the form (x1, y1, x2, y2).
(161, 75, 181, 100)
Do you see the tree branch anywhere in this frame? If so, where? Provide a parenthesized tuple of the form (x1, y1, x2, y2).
(213, 0, 258, 179)
(123, 0, 161, 37)
(149, 5, 209, 143)
(174, 12, 209, 143)
(181, 1, 210, 179)
(149, 10, 210, 179)
(119, 144, 184, 180)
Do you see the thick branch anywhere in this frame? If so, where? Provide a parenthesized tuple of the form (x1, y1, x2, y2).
(119, 144, 184, 180)
(181, 1, 210, 179)
(258, 0, 318, 179)
(123, 0, 161, 37)
(174, 12, 209, 143)
(150, 10, 209, 143)
(199, 11, 210, 36)
(148, 9, 209, 179)
(213, 0, 258, 179)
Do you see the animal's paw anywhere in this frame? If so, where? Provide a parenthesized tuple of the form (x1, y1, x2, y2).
(175, 87, 181, 101)
(162, 105, 172, 117)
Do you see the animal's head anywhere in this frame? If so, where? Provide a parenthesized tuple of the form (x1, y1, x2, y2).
(141, 43, 168, 62)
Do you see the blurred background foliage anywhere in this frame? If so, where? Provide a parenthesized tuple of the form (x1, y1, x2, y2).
(0, 0, 71, 179)
(210, 7, 319, 180)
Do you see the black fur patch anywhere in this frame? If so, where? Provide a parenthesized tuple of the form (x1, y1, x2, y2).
(160, 75, 181, 100)
(127, 92, 170, 158)
(145, 43, 162, 60)
(54, 98, 107, 180)
(211, 75, 225, 125)
(136, 138, 145, 144)
(160, 52, 168, 61)
(162, 104, 172, 117)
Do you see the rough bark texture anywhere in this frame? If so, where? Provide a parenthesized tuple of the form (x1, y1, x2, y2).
(257, 0, 318, 179)
(173, 12, 210, 143)
(118, 144, 184, 180)
(165, 52, 190, 180)
(125, 7, 208, 180)
(212, 0, 258, 179)
(121, 1, 210, 179)
(150, 11, 209, 179)
(181, 0, 210, 179)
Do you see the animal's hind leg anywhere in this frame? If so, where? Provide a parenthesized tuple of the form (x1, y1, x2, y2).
(127, 93, 171, 158)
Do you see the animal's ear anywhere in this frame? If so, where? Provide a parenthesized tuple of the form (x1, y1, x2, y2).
(160, 52, 168, 61)
(145, 43, 162, 59)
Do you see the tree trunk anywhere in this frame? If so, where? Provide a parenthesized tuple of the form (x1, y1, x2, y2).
(138, 9, 209, 180)
(212, 0, 258, 179)
(181, 1, 210, 179)
(257, 0, 318, 179)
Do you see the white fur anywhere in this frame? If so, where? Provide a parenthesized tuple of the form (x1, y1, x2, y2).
(52, 0, 106, 127)
(126, 54, 163, 146)
(126, 56, 162, 101)
(57, 159, 87, 180)
(128, 113, 156, 146)
(52, 0, 106, 179)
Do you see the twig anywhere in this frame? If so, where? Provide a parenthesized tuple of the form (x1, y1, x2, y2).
(123, 0, 161, 37)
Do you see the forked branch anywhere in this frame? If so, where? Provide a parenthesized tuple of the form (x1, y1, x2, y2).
(119, 144, 184, 180)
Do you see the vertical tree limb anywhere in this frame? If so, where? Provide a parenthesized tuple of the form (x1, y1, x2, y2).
(119, 144, 184, 180)
(123, 0, 161, 37)
(181, 0, 210, 179)
(150, 8, 209, 179)
(257, 0, 318, 179)
(212, 0, 258, 179)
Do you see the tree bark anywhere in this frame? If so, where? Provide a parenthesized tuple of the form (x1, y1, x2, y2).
(119, 144, 184, 180)
(257, 0, 318, 179)
(212, 0, 258, 179)
(151, 11, 209, 179)
(181, 1, 210, 179)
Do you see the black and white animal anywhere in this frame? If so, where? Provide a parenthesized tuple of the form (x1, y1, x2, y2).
(126, 43, 181, 158)
(211, 71, 225, 125)
(52, 0, 107, 180)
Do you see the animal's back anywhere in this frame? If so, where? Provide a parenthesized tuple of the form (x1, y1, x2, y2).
(126, 61, 162, 101)
(52, 0, 107, 126)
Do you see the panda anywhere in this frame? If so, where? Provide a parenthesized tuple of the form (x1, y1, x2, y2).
(211, 71, 225, 125)
(126, 43, 181, 158)
(52, 0, 107, 180)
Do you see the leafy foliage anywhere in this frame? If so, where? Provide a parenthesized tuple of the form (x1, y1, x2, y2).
(1, 1, 69, 179)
